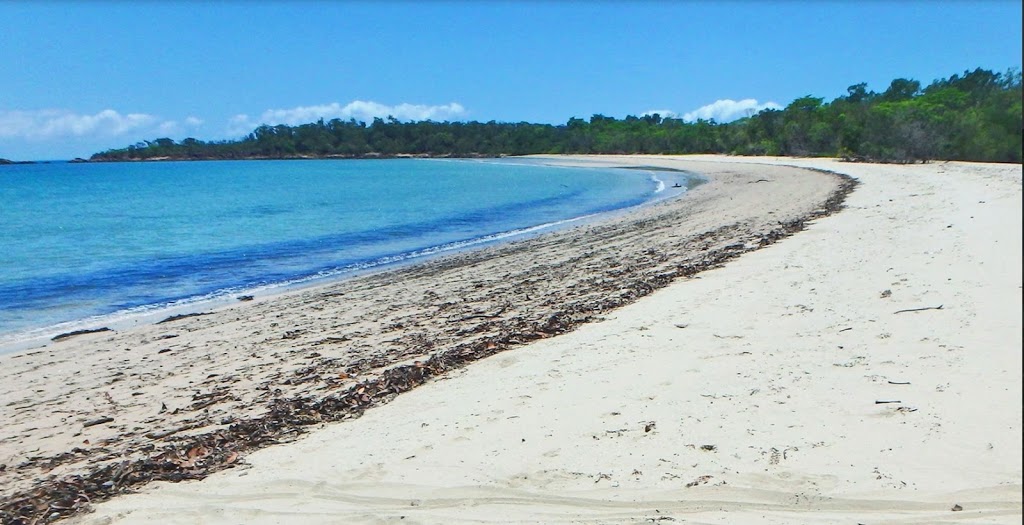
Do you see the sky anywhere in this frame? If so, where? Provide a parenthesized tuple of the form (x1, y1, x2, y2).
(1, 1, 1021, 160)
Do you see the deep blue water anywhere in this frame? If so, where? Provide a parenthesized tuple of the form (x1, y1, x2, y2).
(0, 158, 692, 346)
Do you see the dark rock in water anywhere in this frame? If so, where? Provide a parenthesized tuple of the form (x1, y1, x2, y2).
(237, 295, 254, 302)
(0, 158, 36, 165)
(52, 327, 113, 342)
(68, 158, 89, 163)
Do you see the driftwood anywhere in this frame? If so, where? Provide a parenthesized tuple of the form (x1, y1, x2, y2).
(875, 400, 902, 404)
(156, 312, 212, 324)
(893, 304, 943, 314)
(51, 328, 112, 342)
(82, 417, 114, 428)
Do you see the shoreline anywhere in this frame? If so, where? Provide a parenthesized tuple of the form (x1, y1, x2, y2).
(0, 161, 695, 356)
(0, 157, 851, 522)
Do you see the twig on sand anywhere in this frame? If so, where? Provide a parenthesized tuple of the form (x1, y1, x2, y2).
(875, 400, 902, 404)
(450, 305, 509, 322)
(157, 312, 212, 324)
(51, 327, 112, 342)
(894, 304, 943, 314)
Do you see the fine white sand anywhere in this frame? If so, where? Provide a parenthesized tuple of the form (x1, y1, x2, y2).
(41, 156, 1024, 523)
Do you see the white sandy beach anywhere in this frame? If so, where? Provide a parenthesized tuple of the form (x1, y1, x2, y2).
(6, 155, 1021, 524)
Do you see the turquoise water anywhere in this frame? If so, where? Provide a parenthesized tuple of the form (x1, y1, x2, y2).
(0, 158, 691, 346)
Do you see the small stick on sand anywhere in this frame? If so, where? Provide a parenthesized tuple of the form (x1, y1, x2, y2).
(894, 305, 943, 314)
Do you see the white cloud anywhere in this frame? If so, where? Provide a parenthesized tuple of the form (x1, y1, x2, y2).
(226, 114, 255, 136)
(682, 99, 782, 123)
(153, 116, 203, 136)
(0, 109, 172, 140)
(157, 120, 181, 135)
(227, 100, 467, 136)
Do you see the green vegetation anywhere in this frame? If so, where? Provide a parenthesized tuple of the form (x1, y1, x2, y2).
(92, 68, 1022, 163)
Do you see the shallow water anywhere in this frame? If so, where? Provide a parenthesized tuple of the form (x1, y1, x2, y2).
(0, 158, 693, 346)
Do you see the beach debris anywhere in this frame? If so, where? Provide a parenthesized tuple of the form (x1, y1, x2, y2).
(834, 356, 866, 368)
(700, 444, 717, 452)
(51, 327, 112, 342)
(686, 475, 713, 487)
(838, 327, 853, 332)
(156, 312, 211, 324)
(893, 304, 943, 314)
(887, 380, 911, 385)
(82, 417, 114, 428)
(644, 421, 656, 432)
(951, 504, 963, 511)
(145, 428, 184, 440)
(875, 400, 902, 404)
(450, 304, 509, 322)
(237, 295, 254, 301)
(673, 323, 688, 329)
(880, 289, 892, 298)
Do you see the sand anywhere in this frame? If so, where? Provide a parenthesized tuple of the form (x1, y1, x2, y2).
(2, 156, 1020, 524)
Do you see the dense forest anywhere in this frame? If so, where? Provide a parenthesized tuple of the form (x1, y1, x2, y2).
(92, 68, 1022, 163)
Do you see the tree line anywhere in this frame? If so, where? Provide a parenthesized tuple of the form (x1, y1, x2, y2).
(92, 68, 1022, 163)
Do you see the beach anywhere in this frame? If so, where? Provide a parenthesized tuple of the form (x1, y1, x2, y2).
(2, 155, 1020, 523)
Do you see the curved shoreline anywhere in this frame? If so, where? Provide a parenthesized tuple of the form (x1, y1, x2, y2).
(1, 157, 852, 522)
(0, 160, 693, 356)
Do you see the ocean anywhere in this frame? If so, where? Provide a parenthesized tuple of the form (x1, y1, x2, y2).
(0, 158, 694, 349)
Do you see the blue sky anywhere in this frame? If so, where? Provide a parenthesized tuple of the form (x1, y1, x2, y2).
(1, 1, 1021, 160)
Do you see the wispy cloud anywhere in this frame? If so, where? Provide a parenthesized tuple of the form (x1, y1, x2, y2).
(0, 109, 198, 140)
(682, 99, 781, 123)
(228, 100, 467, 136)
